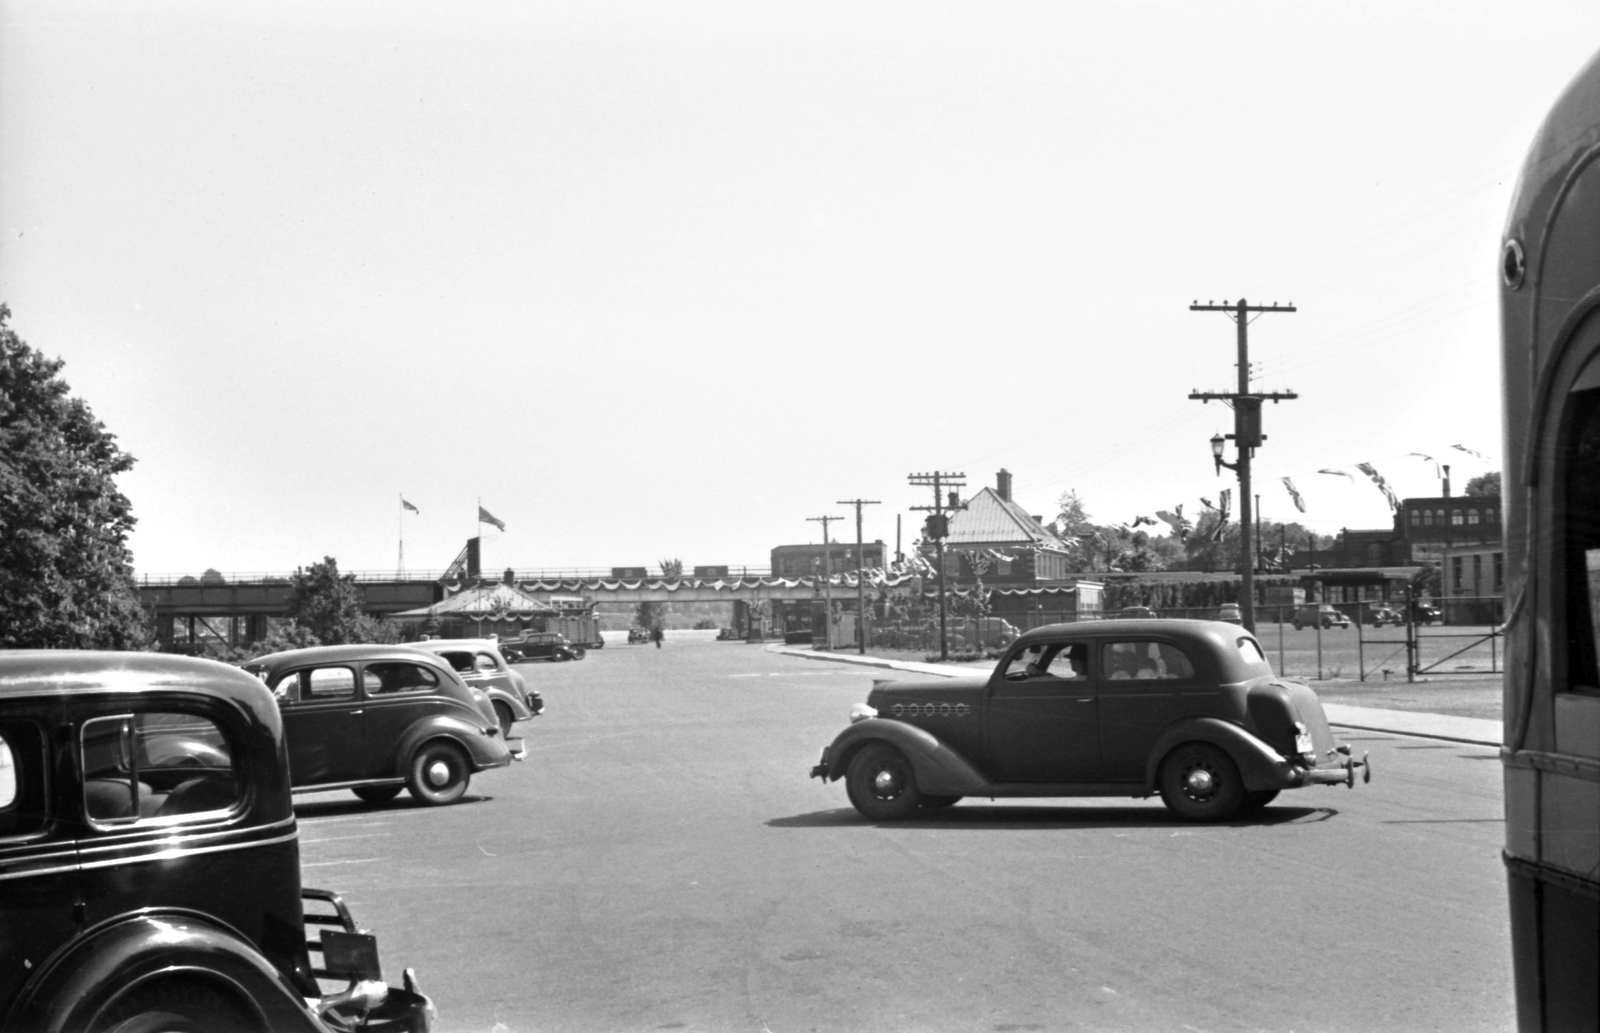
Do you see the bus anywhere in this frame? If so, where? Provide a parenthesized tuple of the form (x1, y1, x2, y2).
(1499, 46, 1600, 1032)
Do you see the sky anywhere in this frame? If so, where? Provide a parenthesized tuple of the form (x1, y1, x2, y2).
(2, 1, 1595, 579)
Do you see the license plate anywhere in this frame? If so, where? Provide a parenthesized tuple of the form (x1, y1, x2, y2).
(1295, 733, 1314, 755)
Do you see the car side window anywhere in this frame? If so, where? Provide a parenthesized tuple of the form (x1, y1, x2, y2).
(474, 653, 498, 672)
(362, 662, 441, 695)
(304, 667, 357, 700)
(438, 651, 475, 674)
(0, 722, 47, 839)
(1102, 641, 1195, 681)
(82, 712, 240, 825)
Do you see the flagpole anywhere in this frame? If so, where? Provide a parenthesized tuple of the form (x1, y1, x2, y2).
(397, 494, 405, 579)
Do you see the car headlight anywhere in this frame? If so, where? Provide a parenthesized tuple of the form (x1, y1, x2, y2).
(849, 703, 877, 724)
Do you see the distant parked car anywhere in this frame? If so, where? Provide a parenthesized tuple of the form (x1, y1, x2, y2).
(1365, 604, 1404, 627)
(1216, 603, 1243, 625)
(1117, 606, 1160, 620)
(1410, 601, 1443, 625)
(1293, 604, 1351, 630)
(244, 644, 515, 805)
(503, 630, 585, 662)
(404, 638, 544, 737)
(627, 627, 650, 645)
(809, 619, 1370, 822)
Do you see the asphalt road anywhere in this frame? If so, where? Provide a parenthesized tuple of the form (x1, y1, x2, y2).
(295, 635, 1512, 1033)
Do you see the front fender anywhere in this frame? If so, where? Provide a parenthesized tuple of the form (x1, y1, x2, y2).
(396, 717, 512, 774)
(10, 911, 320, 1033)
(814, 718, 991, 797)
(485, 685, 533, 721)
(1144, 717, 1295, 793)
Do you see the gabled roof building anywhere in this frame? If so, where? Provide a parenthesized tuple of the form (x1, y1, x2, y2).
(922, 469, 1075, 584)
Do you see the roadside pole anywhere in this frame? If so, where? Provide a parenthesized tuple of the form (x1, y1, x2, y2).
(806, 514, 842, 650)
(908, 472, 967, 661)
(837, 498, 880, 655)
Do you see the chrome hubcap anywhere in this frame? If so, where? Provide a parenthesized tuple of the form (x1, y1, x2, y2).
(873, 768, 901, 797)
(1185, 768, 1214, 796)
(427, 760, 452, 787)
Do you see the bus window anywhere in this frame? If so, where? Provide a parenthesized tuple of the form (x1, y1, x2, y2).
(1562, 380, 1600, 694)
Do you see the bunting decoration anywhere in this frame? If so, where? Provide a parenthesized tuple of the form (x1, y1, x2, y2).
(1155, 506, 1190, 540)
(1131, 515, 1157, 528)
(1355, 462, 1400, 510)
(1407, 452, 1441, 477)
(1281, 477, 1305, 513)
(1210, 489, 1232, 541)
(1200, 497, 1216, 511)
(1317, 468, 1354, 482)
(1451, 444, 1489, 461)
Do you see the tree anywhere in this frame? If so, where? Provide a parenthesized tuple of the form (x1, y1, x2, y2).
(283, 557, 379, 645)
(1464, 472, 1501, 496)
(659, 557, 683, 577)
(636, 600, 663, 629)
(0, 305, 150, 649)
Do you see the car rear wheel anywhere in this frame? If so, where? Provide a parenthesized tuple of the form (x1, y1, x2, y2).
(1292, 621, 1304, 630)
(96, 979, 259, 1033)
(571, 647, 587, 660)
(1158, 743, 1245, 822)
(352, 785, 402, 805)
(493, 701, 515, 738)
(1240, 789, 1280, 810)
(845, 743, 924, 821)
(407, 741, 471, 806)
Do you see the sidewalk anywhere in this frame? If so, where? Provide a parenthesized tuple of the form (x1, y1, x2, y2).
(767, 643, 1502, 747)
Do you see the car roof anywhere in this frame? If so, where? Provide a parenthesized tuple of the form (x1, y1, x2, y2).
(243, 643, 457, 674)
(0, 650, 274, 712)
(1015, 618, 1254, 645)
(405, 639, 505, 653)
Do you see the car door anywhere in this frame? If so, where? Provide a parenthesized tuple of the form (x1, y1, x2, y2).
(1094, 638, 1199, 781)
(276, 665, 365, 787)
(358, 659, 450, 779)
(984, 640, 1100, 783)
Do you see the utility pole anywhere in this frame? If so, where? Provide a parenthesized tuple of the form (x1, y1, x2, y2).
(837, 498, 881, 655)
(1189, 298, 1298, 634)
(806, 514, 842, 649)
(907, 471, 966, 660)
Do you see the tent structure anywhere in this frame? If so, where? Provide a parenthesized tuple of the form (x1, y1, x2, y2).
(389, 582, 558, 637)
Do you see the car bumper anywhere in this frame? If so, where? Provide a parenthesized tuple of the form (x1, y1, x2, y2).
(1284, 751, 1371, 789)
(809, 746, 829, 781)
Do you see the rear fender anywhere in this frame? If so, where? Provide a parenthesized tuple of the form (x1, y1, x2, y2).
(396, 717, 511, 774)
(1145, 717, 1293, 793)
(818, 719, 991, 797)
(9, 912, 318, 1033)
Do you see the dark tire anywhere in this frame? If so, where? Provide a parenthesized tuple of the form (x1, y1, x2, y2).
(407, 740, 471, 806)
(352, 784, 402, 805)
(571, 647, 587, 660)
(493, 701, 515, 739)
(921, 794, 962, 809)
(1158, 743, 1245, 822)
(96, 979, 257, 1033)
(1292, 621, 1303, 631)
(844, 743, 924, 821)
(1240, 789, 1280, 810)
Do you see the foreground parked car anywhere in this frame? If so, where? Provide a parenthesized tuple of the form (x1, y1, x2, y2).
(0, 651, 434, 1032)
(244, 644, 515, 805)
(810, 620, 1369, 822)
(404, 638, 544, 737)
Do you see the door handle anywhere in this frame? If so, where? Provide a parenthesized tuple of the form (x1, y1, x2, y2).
(349, 709, 363, 716)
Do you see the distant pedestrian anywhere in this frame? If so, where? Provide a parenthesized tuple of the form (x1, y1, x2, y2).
(651, 625, 664, 648)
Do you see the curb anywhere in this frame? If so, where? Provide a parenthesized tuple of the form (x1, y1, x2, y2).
(766, 643, 1502, 748)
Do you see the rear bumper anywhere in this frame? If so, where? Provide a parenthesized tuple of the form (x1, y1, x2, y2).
(1287, 751, 1371, 789)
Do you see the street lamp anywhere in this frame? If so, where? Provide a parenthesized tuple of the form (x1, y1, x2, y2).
(1210, 433, 1237, 474)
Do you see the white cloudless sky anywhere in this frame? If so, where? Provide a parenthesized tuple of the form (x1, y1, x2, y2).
(2, 1, 1595, 577)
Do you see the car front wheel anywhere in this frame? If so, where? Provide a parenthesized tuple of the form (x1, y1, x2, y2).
(493, 701, 515, 738)
(845, 743, 924, 821)
(407, 741, 471, 806)
(1158, 743, 1245, 822)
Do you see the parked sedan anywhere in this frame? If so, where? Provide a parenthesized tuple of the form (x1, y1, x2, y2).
(810, 620, 1369, 822)
(1365, 604, 1405, 627)
(244, 644, 515, 805)
(502, 631, 584, 662)
(1293, 604, 1351, 630)
(404, 638, 544, 737)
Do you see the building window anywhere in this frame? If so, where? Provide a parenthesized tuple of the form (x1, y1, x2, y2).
(1451, 509, 1464, 526)
(1410, 509, 1420, 526)
(1495, 552, 1504, 591)
(1422, 510, 1433, 526)
(1489, 508, 1498, 524)
(1468, 509, 1480, 525)
(1472, 554, 1483, 595)
(1452, 556, 1464, 593)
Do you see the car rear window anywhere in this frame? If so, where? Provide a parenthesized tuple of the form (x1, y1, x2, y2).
(363, 661, 441, 695)
(0, 722, 46, 839)
(1237, 636, 1269, 667)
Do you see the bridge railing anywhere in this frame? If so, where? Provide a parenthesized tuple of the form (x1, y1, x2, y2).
(137, 566, 776, 587)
